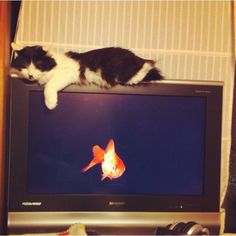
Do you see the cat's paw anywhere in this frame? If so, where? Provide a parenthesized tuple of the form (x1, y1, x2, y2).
(45, 94, 58, 110)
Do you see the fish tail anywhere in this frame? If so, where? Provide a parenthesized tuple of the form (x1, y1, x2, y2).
(93, 145, 105, 158)
(81, 161, 97, 172)
(81, 146, 105, 173)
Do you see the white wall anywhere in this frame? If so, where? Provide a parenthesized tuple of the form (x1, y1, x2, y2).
(15, 0, 235, 216)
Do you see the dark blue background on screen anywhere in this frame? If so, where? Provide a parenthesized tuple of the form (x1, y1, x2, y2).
(28, 91, 206, 195)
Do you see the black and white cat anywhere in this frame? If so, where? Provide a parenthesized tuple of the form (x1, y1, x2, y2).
(10, 43, 163, 109)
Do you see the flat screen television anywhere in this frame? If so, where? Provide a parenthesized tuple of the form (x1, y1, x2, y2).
(7, 78, 223, 234)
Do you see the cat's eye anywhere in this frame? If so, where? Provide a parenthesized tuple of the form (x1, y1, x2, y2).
(18, 64, 27, 69)
(35, 61, 45, 70)
(11, 57, 28, 69)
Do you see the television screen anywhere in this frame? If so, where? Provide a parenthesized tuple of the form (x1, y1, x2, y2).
(28, 92, 206, 196)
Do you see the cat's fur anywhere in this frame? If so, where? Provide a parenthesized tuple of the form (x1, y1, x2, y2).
(10, 43, 163, 109)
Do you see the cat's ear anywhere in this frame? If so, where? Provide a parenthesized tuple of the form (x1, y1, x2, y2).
(41, 45, 53, 57)
(42, 46, 50, 52)
(11, 42, 24, 51)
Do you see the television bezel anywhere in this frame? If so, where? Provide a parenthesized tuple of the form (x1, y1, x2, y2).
(7, 78, 222, 214)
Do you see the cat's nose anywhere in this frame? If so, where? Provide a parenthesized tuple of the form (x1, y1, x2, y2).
(28, 75, 34, 80)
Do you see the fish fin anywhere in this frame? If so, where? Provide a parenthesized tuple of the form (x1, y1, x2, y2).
(93, 145, 105, 159)
(101, 174, 106, 181)
(116, 155, 126, 169)
(101, 174, 113, 181)
(81, 160, 97, 172)
(105, 139, 115, 152)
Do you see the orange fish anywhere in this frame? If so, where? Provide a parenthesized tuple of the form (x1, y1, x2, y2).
(81, 139, 126, 180)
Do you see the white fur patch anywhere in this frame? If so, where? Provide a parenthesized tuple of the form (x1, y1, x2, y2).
(11, 42, 24, 51)
(84, 68, 110, 88)
(15, 63, 40, 81)
(126, 62, 153, 85)
(42, 53, 80, 109)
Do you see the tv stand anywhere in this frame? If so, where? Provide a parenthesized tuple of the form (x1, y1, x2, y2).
(8, 211, 220, 235)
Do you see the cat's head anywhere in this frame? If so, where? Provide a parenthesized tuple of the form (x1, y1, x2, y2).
(10, 43, 57, 81)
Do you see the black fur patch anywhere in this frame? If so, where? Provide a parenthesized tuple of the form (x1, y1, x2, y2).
(143, 68, 163, 81)
(11, 46, 57, 71)
(66, 47, 162, 85)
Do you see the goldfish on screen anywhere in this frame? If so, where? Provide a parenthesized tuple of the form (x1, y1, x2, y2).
(81, 139, 126, 180)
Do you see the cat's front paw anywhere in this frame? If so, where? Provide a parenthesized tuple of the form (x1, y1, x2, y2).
(45, 94, 58, 110)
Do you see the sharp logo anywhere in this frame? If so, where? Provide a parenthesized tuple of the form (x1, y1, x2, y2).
(195, 90, 212, 94)
(22, 202, 42, 206)
(109, 201, 126, 206)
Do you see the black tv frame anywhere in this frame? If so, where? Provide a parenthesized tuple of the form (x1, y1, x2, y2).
(7, 78, 223, 233)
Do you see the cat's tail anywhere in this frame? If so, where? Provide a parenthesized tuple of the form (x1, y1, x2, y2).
(143, 67, 164, 81)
